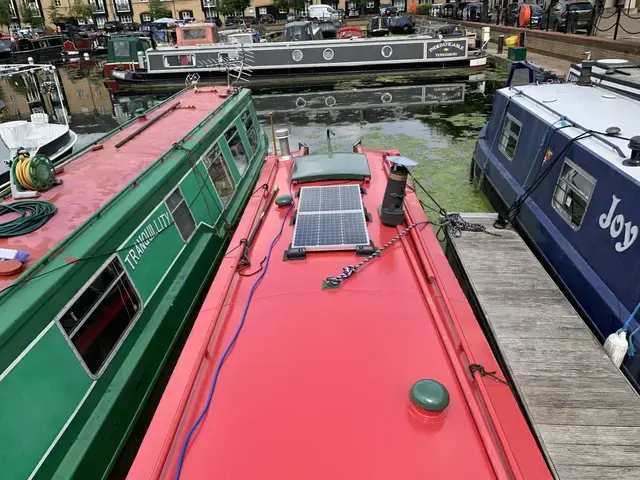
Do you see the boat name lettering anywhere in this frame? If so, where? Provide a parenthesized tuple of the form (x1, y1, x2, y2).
(427, 41, 465, 58)
(123, 212, 172, 270)
(598, 195, 638, 252)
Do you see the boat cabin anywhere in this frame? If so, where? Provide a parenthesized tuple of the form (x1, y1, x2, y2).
(176, 23, 218, 47)
(13, 35, 63, 54)
(368, 16, 390, 36)
(284, 21, 323, 41)
(415, 23, 464, 37)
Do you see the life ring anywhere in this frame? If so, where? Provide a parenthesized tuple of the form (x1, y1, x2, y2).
(519, 5, 531, 28)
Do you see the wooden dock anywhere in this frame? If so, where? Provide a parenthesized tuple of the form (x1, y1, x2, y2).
(446, 214, 640, 480)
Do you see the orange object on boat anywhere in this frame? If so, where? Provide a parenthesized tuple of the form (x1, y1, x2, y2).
(519, 4, 532, 28)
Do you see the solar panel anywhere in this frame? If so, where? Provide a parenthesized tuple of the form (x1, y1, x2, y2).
(292, 185, 370, 251)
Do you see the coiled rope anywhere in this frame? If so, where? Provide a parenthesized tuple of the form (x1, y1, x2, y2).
(0, 201, 57, 237)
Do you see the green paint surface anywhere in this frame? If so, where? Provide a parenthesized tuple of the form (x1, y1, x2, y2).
(0, 325, 92, 480)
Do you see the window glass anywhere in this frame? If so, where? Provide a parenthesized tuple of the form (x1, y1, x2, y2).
(182, 28, 206, 40)
(241, 109, 259, 152)
(498, 114, 521, 160)
(163, 54, 196, 68)
(113, 40, 129, 57)
(552, 160, 595, 229)
(225, 125, 249, 174)
(58, 259, 140, 375)
(166, 188, 196, 241)
(203, 143, 235, 206)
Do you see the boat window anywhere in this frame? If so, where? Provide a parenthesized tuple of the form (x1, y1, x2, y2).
(241, 109, 259, 153)
(225, 125, 249, 174)
(163, 54, 196, 68)
(498, 114, 521, 160)
(552, 160, 596, 229)
(58, 258, 141, 376)
(182, 28, 207, 41)
(166, 187, 196, 241)
(203, 143, 235, 206)
(113, 40, 130, 57)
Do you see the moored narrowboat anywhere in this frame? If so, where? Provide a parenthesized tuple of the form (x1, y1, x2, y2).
(472, 65, 640, 391)
(11, 35, 64, 62)
(127, 134, 552, 479)
(0, 85, 268, 478)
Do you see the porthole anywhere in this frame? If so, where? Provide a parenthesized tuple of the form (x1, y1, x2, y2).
(325, 96, 336, 107)
(295, 97, 307, 108)
(381, 46, 393, 58)
(381, 92, 393, 104)
(292, 49, 303, 62)
(323, 48, 335, 61)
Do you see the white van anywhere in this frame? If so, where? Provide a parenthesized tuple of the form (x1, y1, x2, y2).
(308, 5, 340, 21)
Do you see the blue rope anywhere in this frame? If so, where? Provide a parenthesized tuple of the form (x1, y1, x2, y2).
(174, 184, 294, 479)
(628, 325, 639, 357)
(618, 301, 640, 333)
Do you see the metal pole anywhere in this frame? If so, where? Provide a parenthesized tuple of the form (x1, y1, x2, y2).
(614, 6, 621, 40)
(269, 112, 278, 155)
(497, 34, 504, 53)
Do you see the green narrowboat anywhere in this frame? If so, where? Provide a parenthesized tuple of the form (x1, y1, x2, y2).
(0, 86, 267, 479)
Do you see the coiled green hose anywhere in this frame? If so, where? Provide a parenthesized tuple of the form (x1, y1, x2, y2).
(0, 201, 57, 238)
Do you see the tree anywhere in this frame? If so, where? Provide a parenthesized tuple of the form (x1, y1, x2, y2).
(218, 0, 250, 17)
(48, 0, 63, 24)
(69, 0, 94, 21)
(148, 0, 171, 20)
(0, 0, 12, 32)
(19, 0, 43, 27)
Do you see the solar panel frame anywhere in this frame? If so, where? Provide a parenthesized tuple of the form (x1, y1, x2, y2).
(292, 185, 370, 251)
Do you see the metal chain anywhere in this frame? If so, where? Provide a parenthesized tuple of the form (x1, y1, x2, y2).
(324, 221, 430, 287)
(443, 213, 502, 238)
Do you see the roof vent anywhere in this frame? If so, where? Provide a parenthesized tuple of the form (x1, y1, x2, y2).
(578, 60, 594, 86)
(623, 136, 640, 167)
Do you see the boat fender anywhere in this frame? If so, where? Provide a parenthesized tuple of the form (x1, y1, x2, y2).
(604, 331, 628, 368)
(604, 301, 640, 367)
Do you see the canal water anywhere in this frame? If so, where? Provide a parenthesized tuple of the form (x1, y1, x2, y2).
(2, 60, 506, 213)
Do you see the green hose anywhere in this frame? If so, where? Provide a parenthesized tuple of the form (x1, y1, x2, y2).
(0, 201, 57, 238)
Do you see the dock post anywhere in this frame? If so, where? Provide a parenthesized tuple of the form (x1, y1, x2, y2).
(497, 35, 504, 54)
(481, 26, 490, 50)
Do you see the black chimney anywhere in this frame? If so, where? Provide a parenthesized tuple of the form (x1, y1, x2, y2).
(379, 156, 417, 226)
(578, 60, 594, 86)
(623, 136, 640, 167)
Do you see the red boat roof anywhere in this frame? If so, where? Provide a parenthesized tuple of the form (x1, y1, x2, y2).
(128, 148, 551, 480)
(0, 88, 229, 293)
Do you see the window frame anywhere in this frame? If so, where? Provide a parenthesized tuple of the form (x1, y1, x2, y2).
(240, 108, 259, 154)
(224, 124, 250, 175)
(201, 141, 236, 208)
(54, 256, 143, 379)
(166, 187, 197, 242)
(498, 113, 521, 161)
(551, 159, 596, 230)
(162, 54, 196, 68)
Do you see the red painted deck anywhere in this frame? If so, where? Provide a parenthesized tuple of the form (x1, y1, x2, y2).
(128, 148, 552, 480)
(0, 88, 229, 292)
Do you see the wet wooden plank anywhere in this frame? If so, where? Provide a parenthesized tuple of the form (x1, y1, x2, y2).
(448, 214, 640, 479)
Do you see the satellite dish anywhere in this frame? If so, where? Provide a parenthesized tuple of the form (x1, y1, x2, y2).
(387, 155, 418, 167)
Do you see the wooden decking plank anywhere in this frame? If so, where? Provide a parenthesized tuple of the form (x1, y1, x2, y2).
(537, 425, 640, 446)
(447, 215, 640, 479)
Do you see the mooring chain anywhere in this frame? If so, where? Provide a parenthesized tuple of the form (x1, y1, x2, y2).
(442, 212, 501, 238)
(325, 221, 430, 287)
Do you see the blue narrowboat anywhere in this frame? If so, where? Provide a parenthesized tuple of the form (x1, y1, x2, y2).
(472, 69, 640, 390)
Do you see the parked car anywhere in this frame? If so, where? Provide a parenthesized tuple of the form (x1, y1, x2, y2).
(455, 2, 470, 19)
(540, 0, 594, 33)
(379, 3, 393, 14)
(505, 2, 544, 27)
(225, 15, 242, 25)
(123, 22, 140, 32)
(389, 15, 415, 33)
(259, 14, 275, 23)
(441, 3, 456, 18)
(103, 21, 124, 33)
(308, 4, 340, 20)
(383, 6, 398, 15)
(462, 2, 492, 22)
(287, 13, 297, 22)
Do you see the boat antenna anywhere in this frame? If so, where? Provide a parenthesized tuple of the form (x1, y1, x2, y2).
(327, 128, 336, 157)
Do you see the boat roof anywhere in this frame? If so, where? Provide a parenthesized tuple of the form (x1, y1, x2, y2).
(0, 88, 231, 293)
(128, 148, 550, 479)
(502, 82, 640, 183)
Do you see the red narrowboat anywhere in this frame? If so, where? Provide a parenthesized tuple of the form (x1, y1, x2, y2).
(128, 131, 552, 479)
